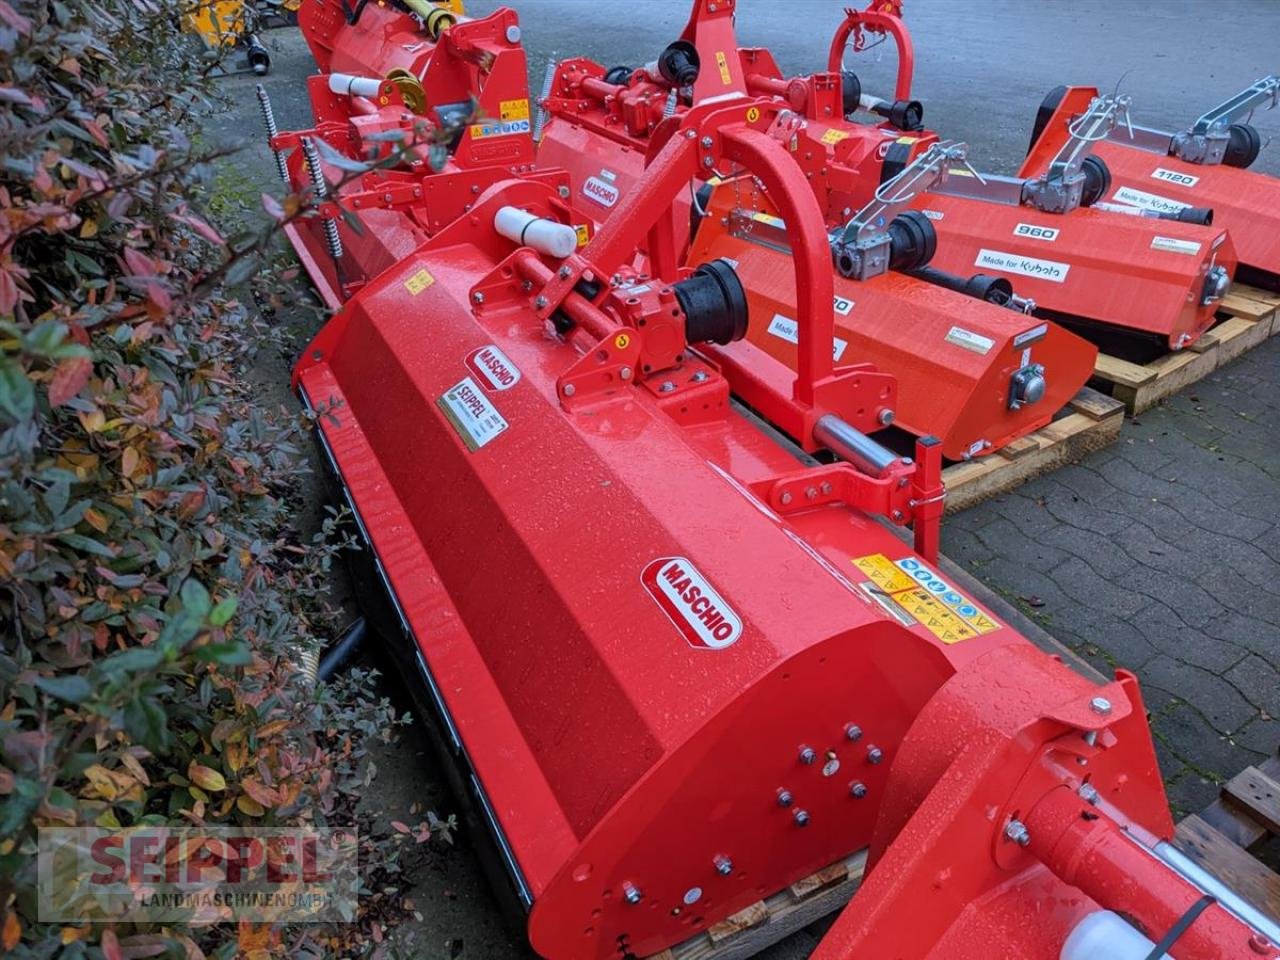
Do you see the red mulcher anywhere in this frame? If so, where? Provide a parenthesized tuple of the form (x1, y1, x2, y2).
(276, 3, 1280, 959)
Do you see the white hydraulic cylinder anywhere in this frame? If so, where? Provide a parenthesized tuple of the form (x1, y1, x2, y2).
(494, 206, 578, 259)
(1060, 911, 1171, 960)
(328, 73, 383, 98)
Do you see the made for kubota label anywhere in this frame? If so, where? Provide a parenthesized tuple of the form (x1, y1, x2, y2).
(1112, 185, 1189, 215)
(768, 314, 849, 361)
(641, 557, 743, 650)
(438, 377, 508, 451)
(851, 553, 1002, 644)
(975, 248, 1071, 284)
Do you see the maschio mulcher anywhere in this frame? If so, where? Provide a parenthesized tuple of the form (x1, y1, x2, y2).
(276, 4, 1280, 958)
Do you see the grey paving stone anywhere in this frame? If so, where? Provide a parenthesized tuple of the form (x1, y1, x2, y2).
(1149, 698, 1266, 768)
(1130, 603, 1248, 674)
(1223, 655, 1280, 718)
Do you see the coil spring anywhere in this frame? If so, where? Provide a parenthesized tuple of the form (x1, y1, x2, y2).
(301, 137, 344, 263)
(256, 84, 289, 184)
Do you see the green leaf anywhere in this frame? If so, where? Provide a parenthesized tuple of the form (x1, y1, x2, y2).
(34, 674, 92, 703)
(98, 646, 164, 675)
(0, 777, 44, 838)
(194, 641, 251, 666)
(124, 695, 169, 753)
(208, 596, 237, 627)
(0, 355, 35, 423)
(180, 578, 211, 617)
(56, 532, 117, 558)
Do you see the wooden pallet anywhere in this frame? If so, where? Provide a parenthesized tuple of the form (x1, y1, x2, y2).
(940, 386, 1125, 515)
(647, 852, 867, 960)
(1092, 283, 1280, 416)
(1173, 745, 1280, 927)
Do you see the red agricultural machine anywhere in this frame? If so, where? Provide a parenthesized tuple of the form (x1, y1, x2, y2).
(535, 2, 1099, 462)
(262, 1, 547, 308)
(1022, 77, 1280, 292)
(270, 3, 1280, 960)
(782, 2, 1239, 354)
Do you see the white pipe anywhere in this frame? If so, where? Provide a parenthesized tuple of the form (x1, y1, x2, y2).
(328, 73, 383, 99)
(494, 206, 578, 259)
(1061, 911, 1170, 960)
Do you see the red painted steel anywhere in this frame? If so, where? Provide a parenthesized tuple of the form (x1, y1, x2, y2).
(536, 1, 1097, 459)
(1020, 84, 1280, 292)
(277, 6, 543, 307)
(819, 5, 1239, 348)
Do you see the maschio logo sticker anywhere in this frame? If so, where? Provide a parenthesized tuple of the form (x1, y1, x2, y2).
(582, 176, 620, 208)
(641, 557, 743, 650)
(465, 344, 521, 392)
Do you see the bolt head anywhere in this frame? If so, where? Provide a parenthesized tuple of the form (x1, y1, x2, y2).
(558, 265, 572, 279)
(793, 809, 810, 827)
(660, 380, 676, 393)
(779, 491, 793, 505)
(776, 789, 793, 808)
(804, 486, 818, 501)
(692, 370, 709, 383)
(558, 185, 571, 199)
(472, 292, 485, 304)
(799, 747, 816, 765)
(849, 781, 868, 799)
(1004, 820, 1031, 846)
(820, 482, 833, 496)
(714, 855, 733, 876)
(844, 723, 862, 742)
(878, 408, 895, 426)
(535, 295, 549, 309)
(620, 366, 632, 380)
(866, 746, 884, 765)
(701, 136, 714, 148)
(562, 383, 576, 397)
(623, 882, 642, 904)
(1090, 696, 1113, 716)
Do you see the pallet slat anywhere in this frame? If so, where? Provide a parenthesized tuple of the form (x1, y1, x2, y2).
(647, 852, 867, 960)
(1174, 814, 1280, 926)
(942, 387, 1125, 514)
(1222, 766, 1280, 836)
(1092, 283, 1280, 415)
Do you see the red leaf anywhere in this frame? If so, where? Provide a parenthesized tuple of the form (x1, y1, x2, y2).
(122, 247, 153, 277)
(261, 193, 284, 222)
(390, 821, 410, 834)
(0, 2, 31, 35)
(102, 929, 124, 960)
(48, 356, 92, 407)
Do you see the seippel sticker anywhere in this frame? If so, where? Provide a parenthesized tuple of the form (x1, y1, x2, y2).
(715, 50, 732, 85)
(469, 118, 531, 140)
(641, 557, 743, 650)
(438, 377, 508, 452)
(1112, 185, 1188, 216)
(852, 553, 1003, 644)
(945, 326, 995, 355)
(768, 313, 849, 361)
(1151, 167, 1199, 188)
(1150, 235, 1202, 256)
(464, 344, 522, 392)
(975, 248, 1070, 284)
(582, 175, 620, 208)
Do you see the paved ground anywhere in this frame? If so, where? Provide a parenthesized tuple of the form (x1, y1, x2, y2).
(207, 3, 1280, 956)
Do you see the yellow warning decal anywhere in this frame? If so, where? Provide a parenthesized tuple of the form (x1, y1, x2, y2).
(894, 589, 978, 644)
(746, 106, 761, 123)
(851, 553, 1004, 642)
(852, 553, 917, 594)
(614, 333, 631, 350)
(574, 224, 590, 247)
(821, 128, 851, 146)
(896, 136, 917, 145)
(716, 50, 732, 85)
(500, 98, 530, 121)
(404, 268, 435, 295)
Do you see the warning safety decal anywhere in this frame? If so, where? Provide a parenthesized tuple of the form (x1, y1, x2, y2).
(852, 553, 1003, 644)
